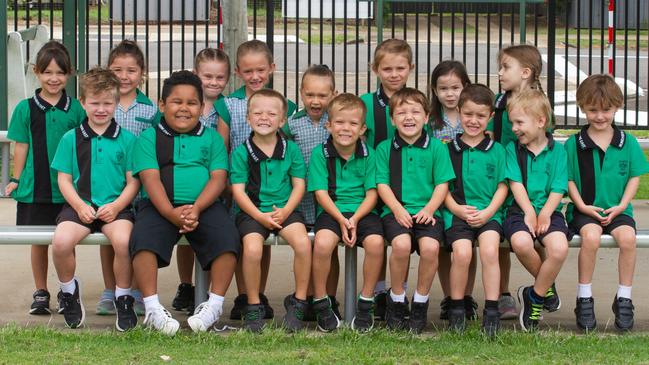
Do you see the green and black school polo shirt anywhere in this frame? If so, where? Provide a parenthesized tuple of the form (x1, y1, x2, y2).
(230, 133, 306, 213)
(443, 135, 507, 230)
(51, 119, 136, 208)
(131, 119, 229, 204)
(360, 85, 396, 149)
(486, 92, 517, 147)
(7, 90, 86, 203)
(504, 133, 568, 215)
(308, 136, 376, 216)
(565, 125, 649, 221)
(375, 132, 455, 217)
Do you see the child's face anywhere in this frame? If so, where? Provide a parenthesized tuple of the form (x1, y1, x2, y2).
(35, 60, 68, 96)
(109, 55, 144, 97)
(326, 106, 366, 149)
(195, 60, 229, 101)
(391, 100, 427, 141)
(236, 53, 275, 92)
(459, 100, 493, 138)
(159, 85, 203, 133)
(374, 53, 413, 94)
(81, 91, 117, 126)
(434, 73, 464, 110)
(498, 55, 530, 92)
(509, 107, 546, 145)
(247, 95, 285, 137)
(582, 104, 618, 132)
(300, 75, 336, 121)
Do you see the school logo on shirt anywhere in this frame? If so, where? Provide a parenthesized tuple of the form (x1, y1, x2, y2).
(200, 146, 209, 164)
(619, 160, 629, 176)
(485, 163, 495, 180)
(115, 151, 124, 163)
(546, 162, 552, 175)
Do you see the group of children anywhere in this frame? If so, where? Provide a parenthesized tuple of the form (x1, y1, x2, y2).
(7, 36, 649, 336)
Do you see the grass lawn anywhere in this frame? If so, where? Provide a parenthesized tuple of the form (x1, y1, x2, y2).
(3, 325, 649, 364)
(638, 150, 649, 199)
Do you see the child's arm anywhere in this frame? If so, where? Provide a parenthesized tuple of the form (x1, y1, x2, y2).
(601, 177, 640, 226)
(413, 182, 449, 225)
(378, 184, 412, 228)
(181, 169, 228, 232)
(96, 173, 140, 223)
(139, 169, 187, 229)
(444, 191, 478, 222)
(58, 172, 96, 224)
(510, 181, 537, 236)
(568, 181, 605, 222)
(536, 192, 563, 235)
(216, 117, 230, 151)
(537, 145, 569, 235)
(4, 143, 28, 196)
(232, 183, 282, 230)
(271, 176, 305, 224)
(467, 182, 509, 228)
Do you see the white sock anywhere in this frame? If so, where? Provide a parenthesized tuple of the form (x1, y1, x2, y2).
(617, 285, 632, 299)
(374, 281, 386, 294)
(143, 294, 162, 314)
(577, 283, 592, 298)
(403, 282, 408, 291)
(60, 278, 76, 295)
(115, 286, 131, 298)
(413, 291, 429, 303)
(359, 294, 374, 302)
(207, 292, 225, 310)
(390, 289, 406, 303)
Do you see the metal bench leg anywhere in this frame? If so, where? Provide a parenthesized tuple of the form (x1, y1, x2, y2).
(1, 143, 9, 189)
(194, 254, 209, 306)
(344, 246, 357, 324)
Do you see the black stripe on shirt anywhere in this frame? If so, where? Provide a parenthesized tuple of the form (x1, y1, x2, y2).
(155, 127, 175, 203)
(75, 128, 92, 204)
(388, 143, 403, 204)
(28, 98, 53, 202)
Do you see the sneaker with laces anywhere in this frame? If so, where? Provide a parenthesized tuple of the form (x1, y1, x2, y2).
(385, 295, 409, 331)
(96, 289, 116, 315)
(439, 296, 450, 320)
(482, 307, 501, 337)
(498, 293, 518, 320)
(612, 296, 634, 331)
(132, 290, 145, 316)
(374, 291, 387, 321)
(30, 289, 51, 315)
(448, 305, 466, 332)
(464, 295, 479, 320)
(409, 299, 429, 334)
(143, 306, 180, 336)
(518, 286, 543, 332)
(188, 301, 222, 332)
(243, 304, 266, 333)
(260, 293, 274, 319)
(60, 279, 85, 329)
(172, 283, 194, 312)
(575, 297, 597, 331)
(230, 294, 248, 320)
(115, 295, 137, 332)
(543, 283, 561, 312)
(312, 297, 340, 332)
(351, 297, 375, 332)
(283, 294, 308, 332)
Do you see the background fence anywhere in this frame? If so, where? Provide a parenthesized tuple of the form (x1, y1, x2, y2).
(2, 0, 648, 130)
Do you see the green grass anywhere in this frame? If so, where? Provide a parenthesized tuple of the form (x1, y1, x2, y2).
(638, 150, 649, 199)
(3, 325, 649, 364)
(10, 6, 110, 24)
(554, 129, 649, 138)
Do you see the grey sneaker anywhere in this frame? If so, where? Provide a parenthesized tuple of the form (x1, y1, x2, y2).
(96, 289, 116, 315)
(351, 297, 375, 332)
(498, 293, 518, 320)
(243, 304, 266, 333)
(312, 297, 340, 332)
(283, 294, 308, 332)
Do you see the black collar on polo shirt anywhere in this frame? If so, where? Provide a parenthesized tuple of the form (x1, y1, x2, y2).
(451, 134, 494, 152)
(32, 88, 71, 112)
(517, 132, 556, 151)
(392, 132, 430, 150)
(245, 132, 287, 163)
(157, 118, 205, 137)
(322, 135, 369, 159)
(494, 92, 508, 110)
(376, 84, 390, 108)
(577, 124, 625, 150)
(79, 118, 121, 140)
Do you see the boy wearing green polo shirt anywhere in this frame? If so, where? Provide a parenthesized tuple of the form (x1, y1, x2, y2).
(130, 71, 240, 336)
(443, 84, 508, 336)
(376, 88, 454, 332)
(567, 75, 649, 332)
(230, 89, 310, 333)
(51, 68, 139, 330)
(309, 93, 384, 333)
(503, 89, 571, 332)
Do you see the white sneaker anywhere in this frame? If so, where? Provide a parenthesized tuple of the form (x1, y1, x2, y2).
(143, 306, 180, 336)
(187, 301, 222, 333)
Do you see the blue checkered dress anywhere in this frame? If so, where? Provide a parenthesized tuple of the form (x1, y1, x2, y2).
(114, 89, 160, 137)
(200, 107, 219, 130)
(430, 113, 464, 144)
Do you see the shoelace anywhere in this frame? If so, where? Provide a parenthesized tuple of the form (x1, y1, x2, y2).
(530, 303, 543, 321)
(545, 286, 555, 298)
(245, 308, 261, 321)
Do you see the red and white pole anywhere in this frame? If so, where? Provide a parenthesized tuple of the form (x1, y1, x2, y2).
(608, 0, 615, 75)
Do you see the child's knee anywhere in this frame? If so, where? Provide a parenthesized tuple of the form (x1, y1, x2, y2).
(363, 236, 384, 256)
(243, 242, 264, 262)
(510, 234, 534, 253)
(390, 237, 411, 257)
(452, 245, 472, 266)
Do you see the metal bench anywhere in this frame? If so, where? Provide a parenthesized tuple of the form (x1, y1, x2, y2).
(1, 225, 648, 324)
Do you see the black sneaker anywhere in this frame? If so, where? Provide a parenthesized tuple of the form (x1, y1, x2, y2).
(229, 294, 248, 320)
(56, 290, 64, 314)
(283, 294, 308, 332)
(439, 296, 450, 320)
(374, 291, 387, 321)
(303, 296, 316, 322)
(543, 283, 561, 312)
(517, 286, 543, 332)
(612, 296, 634, 331)
(330, 295, 342, 321)
(351, 297, 374, 332)
(243, 304, 266, 333)
(115, 295, 138, 332)
(464, 295, 479, 320)
(171, 283, 194, 312)
(260, 293, 274, 319)
(29, 289, 51, 315)
(574, 297, 597, 331)
(385, 295, 409, 331)
(448, 306, 466, 333)
(312, 297, 340, 332)
(60, 280, 85, 329)
(482, 307, 501, 337)
(409, 299, 429, 334)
